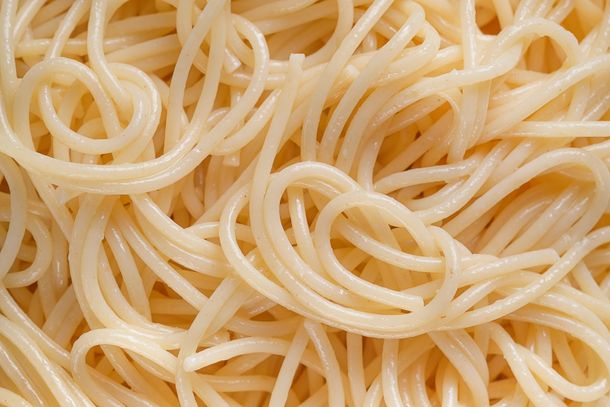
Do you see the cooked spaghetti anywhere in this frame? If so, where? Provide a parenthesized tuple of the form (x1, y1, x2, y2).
(0, 0, 609, 406)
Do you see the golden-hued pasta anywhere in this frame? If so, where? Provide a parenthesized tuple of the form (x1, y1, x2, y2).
(0, 0, 609, 406)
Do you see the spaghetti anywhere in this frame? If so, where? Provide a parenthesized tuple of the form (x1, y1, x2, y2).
(0, 0, 609, 406)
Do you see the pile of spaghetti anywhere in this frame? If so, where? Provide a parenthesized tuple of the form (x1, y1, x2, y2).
(0, 0, 609, 406)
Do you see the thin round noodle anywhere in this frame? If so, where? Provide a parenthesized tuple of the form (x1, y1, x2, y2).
(0, 0, 609, 406)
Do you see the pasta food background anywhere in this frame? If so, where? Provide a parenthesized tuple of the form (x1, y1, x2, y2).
(0, 0, 609, 406)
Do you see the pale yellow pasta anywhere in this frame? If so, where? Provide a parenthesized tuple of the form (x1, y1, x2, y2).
(0, 0, 609, 406)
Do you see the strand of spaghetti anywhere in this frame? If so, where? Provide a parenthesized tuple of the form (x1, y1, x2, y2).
(0, 0, 18, 103)
(0, 156, 27, 279)
(87, 0, 131, 110)
(505, 121, 610, 137)
(177, 278, 240, 407)
(71, 329, 177, 407)
(0, 316, 81, 407)
(304, 320, 345, 407)
(319, 2, 425, 164)
(301, 0, 393, 160)
(0, 388, 33, 407)
(164, 0, 227, 150)
(443, 227, 610, 329)
(268, 323, 309, 407)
